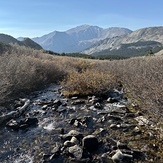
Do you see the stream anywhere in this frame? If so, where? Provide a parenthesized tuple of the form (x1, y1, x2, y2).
(0, 84, 153, 162)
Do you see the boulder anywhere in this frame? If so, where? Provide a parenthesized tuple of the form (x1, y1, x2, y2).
(68, 145, 83, 160)
(82, 135, 99, 152)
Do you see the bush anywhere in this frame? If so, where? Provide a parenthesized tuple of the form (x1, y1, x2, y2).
(61, 69, 116, 97)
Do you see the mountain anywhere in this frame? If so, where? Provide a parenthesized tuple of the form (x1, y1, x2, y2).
(83, 26, 163, 56)
(32, 25, 132, 53)
(21, 38, 43, 50)
(0, 33, 23, 46)
(0, 34, 43, 50)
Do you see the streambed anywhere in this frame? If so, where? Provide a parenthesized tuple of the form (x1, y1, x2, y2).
(0, 84, 154, 162)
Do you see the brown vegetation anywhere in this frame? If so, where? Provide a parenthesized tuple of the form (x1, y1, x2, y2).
(0, 45, 163, 121)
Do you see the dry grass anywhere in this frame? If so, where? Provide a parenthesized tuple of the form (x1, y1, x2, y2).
(0, 46, 67, 102)
(103, 56, 163, 119)
(0, 45, 163, 121)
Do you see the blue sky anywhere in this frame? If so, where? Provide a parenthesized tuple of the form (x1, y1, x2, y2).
(0, 0, 163, 38)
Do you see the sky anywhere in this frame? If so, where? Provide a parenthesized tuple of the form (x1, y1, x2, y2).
(0, 0, 163, 38)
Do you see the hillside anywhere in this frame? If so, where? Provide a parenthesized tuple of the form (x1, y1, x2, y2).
(83, 26, 163, 56)
(0, 34, 42, 50)
(32, 25, 132, 53)
(21, 37, 43, 50)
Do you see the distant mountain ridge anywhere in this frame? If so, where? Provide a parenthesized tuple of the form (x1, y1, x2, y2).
(32, 25, 132, 53)
(0, 34, 43, 50)
(83, 26, 163, 56)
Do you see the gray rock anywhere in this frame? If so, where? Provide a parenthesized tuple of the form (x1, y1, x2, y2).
(6, 119, 19, 130)
(61, 130, 83, 140)
(71, 99, 85, 105)
(68, 145, 83, 160)
(112, 150, 133, 163)
(82, 135, 99, 152)
(71, 136, 79, 145)
(64, 140, 75, 147)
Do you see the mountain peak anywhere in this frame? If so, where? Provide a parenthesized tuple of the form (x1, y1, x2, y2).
(32, 25, 132, 53)
(66, 24, 102, 34)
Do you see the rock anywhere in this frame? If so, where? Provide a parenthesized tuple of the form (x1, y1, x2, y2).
(71, 99, 85, 105)
(133, 150, 146, 161)
(64, 141, 75, 147)
(51, 143, 60, 156)
(112, 150, 123, 162)
(82, 135, 99, 152)
(108, 90, 123, 101)
(117, 141, 130, 150)
(110, 124, 119, 129)
(74, 120, 80, 127)
(24, 118, 38, 126)
(101, 153, 114, 163)
(94, 102, 102, 109)
(93, 128, 107, 137)
(42, 105, 48, 110)
(108, 115, 123, 122)
(6, 119, 19, 130)
(61, 130, 83, 141)
(107, 97, 119, 103)
(112, 150, 133, 163)
(71, 136, 79, 145)
(68, 145, 83, 160)
(53, 99, 62, 106)
(88, 96, 100, 104)
(71, 97, 78, 100)
(0, 99, 30, 125)
(57, 106, 66, 113)
(134, 116, 151, 126)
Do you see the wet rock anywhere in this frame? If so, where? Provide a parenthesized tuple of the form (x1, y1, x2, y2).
(94, 102, 102, 109)
(107, 97, 119, 103)
(71, 97, 78, 100)
(82, 135, 99, 152)
(110, 124, 119, 130)
(51, 144, 60, 156)
(88, 96, 100, 104)
(71, 99, 85, 105)
(53, 99, 62, 106)
(42, 105, 48, 110)
(14, 99, 24, 107)
(108, 90, 123, 101)
(6, 119, 19, 130)
(24, 117, 38, 126)
(68, 145, 83, 160)
(108, 115, 123, 122)
(57, 106, 66, 113)
(0, 99, 30, 125)
(74, 120, 80, 127)
(19, 124, 29, 130)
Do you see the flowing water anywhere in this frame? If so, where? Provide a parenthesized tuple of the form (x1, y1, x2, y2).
(0, 84, 151, 162)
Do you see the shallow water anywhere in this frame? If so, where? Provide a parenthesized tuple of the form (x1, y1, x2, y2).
(0, 84, 64, 162)
(0, 84, 100, 162)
